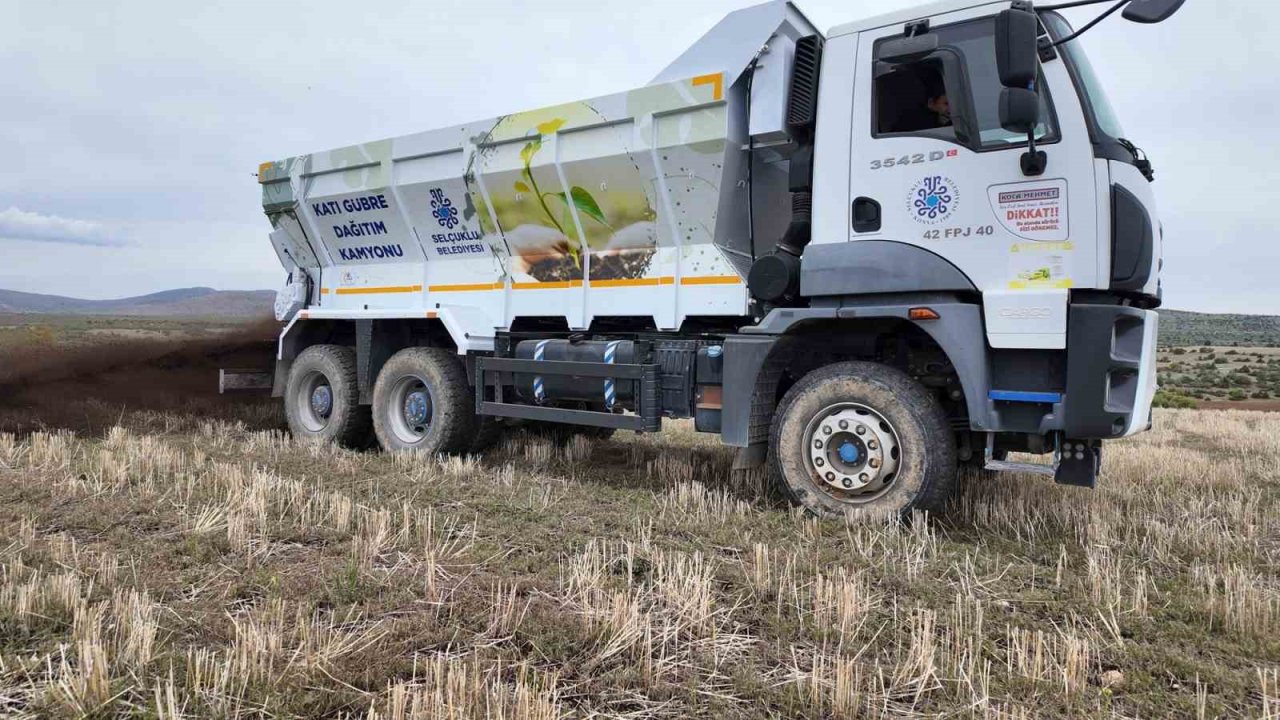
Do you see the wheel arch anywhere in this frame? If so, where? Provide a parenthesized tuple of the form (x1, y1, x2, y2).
(722, 295, 995, 450)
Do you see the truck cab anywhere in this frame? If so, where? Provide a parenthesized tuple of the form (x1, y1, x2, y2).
(733, 0, 1168, 510)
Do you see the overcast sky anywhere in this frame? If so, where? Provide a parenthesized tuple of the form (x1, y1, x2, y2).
(2, 0, 1275, 313)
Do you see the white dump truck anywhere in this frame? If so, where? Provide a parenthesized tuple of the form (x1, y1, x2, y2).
(252, 0, 1181, 517)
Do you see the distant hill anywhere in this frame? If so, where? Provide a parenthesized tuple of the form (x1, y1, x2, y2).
(0, 287, 273, 318)
(1160, 309, 1280, 348)
(2, 288, 1277, 344)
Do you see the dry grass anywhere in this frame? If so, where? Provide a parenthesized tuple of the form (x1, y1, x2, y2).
(1, 404, 1278, 717)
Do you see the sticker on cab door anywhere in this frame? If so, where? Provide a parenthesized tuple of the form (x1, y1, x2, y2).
(988, 179, 1068, 241)
(907, 175, 960, 225)
(1008, 241, 1073, 289)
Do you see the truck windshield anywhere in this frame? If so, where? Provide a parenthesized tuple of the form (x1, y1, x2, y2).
(1042, 12, 1126, 141)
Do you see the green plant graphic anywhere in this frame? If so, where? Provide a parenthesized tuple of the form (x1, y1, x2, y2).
(514, 118, 612, 268)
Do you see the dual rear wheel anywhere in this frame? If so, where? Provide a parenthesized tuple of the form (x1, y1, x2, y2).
(285, 345, 476, 454)
(284, 345, 371, 448)
(370, 347, 476, 454)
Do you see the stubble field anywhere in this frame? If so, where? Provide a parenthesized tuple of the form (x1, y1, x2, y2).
(0, 328, 1278, 718)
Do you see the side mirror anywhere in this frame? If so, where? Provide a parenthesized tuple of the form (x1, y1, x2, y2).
(1122, 0, 1187, 24)
(1000, 87, 1040, 134)
(995, 8, 1039, 88)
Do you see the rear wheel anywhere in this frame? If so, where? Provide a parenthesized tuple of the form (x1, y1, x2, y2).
(372, 347, 476, 454)
(770, 361, 956, 520)
(284, 345, 371, 448)
(469, 416, 506, 454)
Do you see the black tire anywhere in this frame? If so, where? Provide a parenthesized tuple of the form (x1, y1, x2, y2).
(769, 361, 956, 520)
(469, 416, 506, 454)
(372, 347, 476, 454)
(284, 345, 371, 448)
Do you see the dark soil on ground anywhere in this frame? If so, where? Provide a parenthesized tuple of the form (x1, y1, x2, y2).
(0, 319, 281, 436)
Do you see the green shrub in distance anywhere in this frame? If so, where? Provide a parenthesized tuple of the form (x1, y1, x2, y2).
(1153, 389, 1199, 409)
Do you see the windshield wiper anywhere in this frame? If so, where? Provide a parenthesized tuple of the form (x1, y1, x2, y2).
(1117, 138, 1155, 182)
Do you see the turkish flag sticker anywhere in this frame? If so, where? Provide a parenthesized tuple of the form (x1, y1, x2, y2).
(947, 149, 959, 157)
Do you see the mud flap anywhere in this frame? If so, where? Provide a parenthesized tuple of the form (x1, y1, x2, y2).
(1054, 439, 1100, 488)
(733, 443, 768, 470)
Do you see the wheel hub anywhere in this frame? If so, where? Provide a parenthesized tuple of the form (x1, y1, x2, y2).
(402, 390, 431, 427)
(310, 385, 333, 419)
(806, 404, 901, 497)
(388, 375, 433, 443)
(837, 439, 862, 464)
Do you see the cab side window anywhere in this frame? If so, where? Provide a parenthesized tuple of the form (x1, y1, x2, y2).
(873, 18, 1059, 150)
(876, 59, 955, 136)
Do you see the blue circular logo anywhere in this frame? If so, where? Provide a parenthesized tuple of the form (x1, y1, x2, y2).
(430, 188, 459, 229)
(908, 175, 959, 225)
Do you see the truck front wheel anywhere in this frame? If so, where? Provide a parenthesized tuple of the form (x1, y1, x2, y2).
(285, 345, 371, 448)
(770, 361, 956, 520)
(372, 347, 476, 454)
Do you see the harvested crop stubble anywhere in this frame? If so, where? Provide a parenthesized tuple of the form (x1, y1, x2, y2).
(0, 408, 1278, 717)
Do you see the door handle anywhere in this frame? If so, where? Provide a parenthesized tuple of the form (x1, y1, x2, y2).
(852, 197, 881, 233)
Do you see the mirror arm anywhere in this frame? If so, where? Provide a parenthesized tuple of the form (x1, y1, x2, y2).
(1047, 0, 1130, 47)
(1021, 82, 1048, 177)
(1022, 130, 1048, 176)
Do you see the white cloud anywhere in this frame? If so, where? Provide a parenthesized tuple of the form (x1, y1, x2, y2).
(0, 207, 127, 247)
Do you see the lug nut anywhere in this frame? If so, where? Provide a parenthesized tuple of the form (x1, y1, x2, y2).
(815, 458, 825, 467)
(868, 440, 878, 450)
(842, 478, 853, 488)
(825, 472, 836, 482)
(856, 425, 867, 435)
(859, 473, 869, 482)
(869, 458, 881, 469)
(822, 426, 832, 436)
(814, 439, 823, 449)
(838, 420, 849, 430)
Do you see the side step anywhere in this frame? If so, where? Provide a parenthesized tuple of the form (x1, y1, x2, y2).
(475, 356, 662, 433)
(982, 435, 1100, 488)
(983, 458, 1055, 478)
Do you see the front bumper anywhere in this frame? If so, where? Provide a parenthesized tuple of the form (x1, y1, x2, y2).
(1062, 305, 1159, 439)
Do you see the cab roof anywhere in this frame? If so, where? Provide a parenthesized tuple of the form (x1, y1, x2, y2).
(827, 0, 1006, 38)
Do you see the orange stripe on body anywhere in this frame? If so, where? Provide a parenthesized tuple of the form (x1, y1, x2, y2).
(591, 277, 663, 288)
(334, 284, 423, 295)
(680, 275, 741, 286)
(428, 282, 503, 292)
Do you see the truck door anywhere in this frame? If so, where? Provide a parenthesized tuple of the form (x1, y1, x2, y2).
(848, 7, 1099, 349)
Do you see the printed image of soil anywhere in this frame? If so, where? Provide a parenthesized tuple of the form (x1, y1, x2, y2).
(526, 255, 582, 282)
(590, 249, 655, 282)
(525, 249, 656, 283)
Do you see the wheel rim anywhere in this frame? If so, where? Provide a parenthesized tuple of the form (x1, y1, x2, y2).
(803, 402, 902, 503)
(296, 370, 334, 433)
(387, 374, 433, 444)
